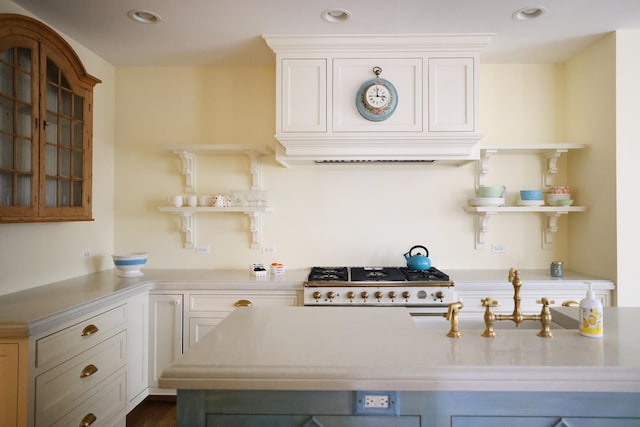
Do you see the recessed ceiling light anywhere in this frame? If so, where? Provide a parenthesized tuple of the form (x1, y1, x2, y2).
(512, 6, 546, 21)
(128, 9, 162, 24)
(321, 8, 352, 23)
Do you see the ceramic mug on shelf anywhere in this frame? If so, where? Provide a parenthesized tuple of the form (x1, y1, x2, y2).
(186, 195, 198, 207)
(198, 195, 213, 206)
(168, 195, 183, 207)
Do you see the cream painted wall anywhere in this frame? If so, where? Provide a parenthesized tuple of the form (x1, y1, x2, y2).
(564, 35, 618, 301)
(614, 31, 640, 306)
(115, 63, 573, 272)
(0, 1, 115, 296)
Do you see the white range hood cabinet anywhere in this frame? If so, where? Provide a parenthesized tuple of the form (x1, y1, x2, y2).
(264, 34, 493, 166)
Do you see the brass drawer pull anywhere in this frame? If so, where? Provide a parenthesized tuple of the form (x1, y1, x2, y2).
(80, 364, 98, 378)
(81, 324, 99, 336)
(79, 413, 97, 427)
(234, 299, 253, 307)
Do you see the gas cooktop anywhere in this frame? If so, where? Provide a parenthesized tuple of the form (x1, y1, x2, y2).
(306, 266, 451, 285)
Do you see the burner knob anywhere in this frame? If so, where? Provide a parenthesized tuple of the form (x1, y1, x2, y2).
(360, 291, 369, 301)
(327, 291, 335, 301)
(374, 291, 383, 300)
(402, 291, 411, 300)
(346, 291, 355, 301)
(312, 291, 322, 300)
(388, 291, 397, 300)
(435, 291, 445, 299)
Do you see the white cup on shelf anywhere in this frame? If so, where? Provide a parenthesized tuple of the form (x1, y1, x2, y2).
(186, 195, 198, 207)
(198, 195, 213, 206)
(168, 195, 183, 207)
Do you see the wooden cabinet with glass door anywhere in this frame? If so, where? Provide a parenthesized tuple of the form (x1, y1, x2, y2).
(0, 14, 100, 223)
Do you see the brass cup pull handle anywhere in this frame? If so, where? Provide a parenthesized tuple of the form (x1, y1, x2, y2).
(234, 299, 253, 307)
(562, 300, 579, 307)
(79, 413, 97, 427)
(81, 324, 99, 337)
(80, 364, 98, 378)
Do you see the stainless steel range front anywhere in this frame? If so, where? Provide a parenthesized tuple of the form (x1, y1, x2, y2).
(303, 266, 456, 316)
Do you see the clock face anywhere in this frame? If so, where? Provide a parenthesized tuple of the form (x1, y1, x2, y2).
(355, 77, 398, 122)
(365, 84, 390, 108)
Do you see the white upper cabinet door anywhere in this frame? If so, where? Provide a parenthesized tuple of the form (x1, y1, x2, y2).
(332, 58, 423, 132)
(279, 59, 327, 132)
(428, 57, 475, 132)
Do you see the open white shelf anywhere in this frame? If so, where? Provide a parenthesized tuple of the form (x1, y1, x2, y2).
(467, 143, 588, 250)
(160, 144, 273, 250)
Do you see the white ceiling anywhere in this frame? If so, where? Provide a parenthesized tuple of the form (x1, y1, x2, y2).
(12, 0, 640, 66)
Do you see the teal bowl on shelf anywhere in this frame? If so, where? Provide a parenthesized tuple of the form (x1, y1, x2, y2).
(520, 190, 543, 200)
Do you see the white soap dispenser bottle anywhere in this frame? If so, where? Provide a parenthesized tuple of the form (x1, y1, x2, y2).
(579, 282, 603, 338)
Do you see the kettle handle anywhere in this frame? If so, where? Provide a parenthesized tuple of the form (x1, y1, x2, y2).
(409, 245, 429, 257)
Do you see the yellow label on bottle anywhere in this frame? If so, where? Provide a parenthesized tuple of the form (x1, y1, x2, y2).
(579, 307, 603, 337)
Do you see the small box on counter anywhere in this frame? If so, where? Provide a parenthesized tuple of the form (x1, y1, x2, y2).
(271, 263, 286, 276)
(250, 263, 267, 278)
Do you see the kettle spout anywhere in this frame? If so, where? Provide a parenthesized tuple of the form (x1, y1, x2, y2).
(403, 251, 411, 261)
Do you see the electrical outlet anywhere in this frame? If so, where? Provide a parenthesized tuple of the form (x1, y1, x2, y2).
(196, 245, 210, 255)
(262, 246, 276, 254)
(491, 244, 506, 254)
(354, 391, 398, 415)
(82, 249, 92, 258)
(365, 395, 389, 408)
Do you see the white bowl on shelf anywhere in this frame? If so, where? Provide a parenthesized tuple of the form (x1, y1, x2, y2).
(112, 252, 148, 277)
(468, 197, 505, 207)
(517, 199, 545, 206)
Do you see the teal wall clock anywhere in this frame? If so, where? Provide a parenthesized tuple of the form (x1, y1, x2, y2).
(355, 67, 398, 122)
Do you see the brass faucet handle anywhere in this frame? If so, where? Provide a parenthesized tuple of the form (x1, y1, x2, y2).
(481, 297, 500, 307)
(508, 267, 516, 282)
(536, 297, 555, 306)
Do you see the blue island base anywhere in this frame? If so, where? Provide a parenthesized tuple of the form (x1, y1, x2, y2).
(177, 389, 640, 427)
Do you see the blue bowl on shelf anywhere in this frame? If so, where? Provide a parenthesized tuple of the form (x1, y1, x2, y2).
(520, 190, 543, 200)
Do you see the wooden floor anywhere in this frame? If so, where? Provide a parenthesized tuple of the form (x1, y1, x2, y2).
(127, 396, 177, 427)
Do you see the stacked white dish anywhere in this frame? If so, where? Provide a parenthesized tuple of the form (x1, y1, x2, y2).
(469, 197, 505, 207)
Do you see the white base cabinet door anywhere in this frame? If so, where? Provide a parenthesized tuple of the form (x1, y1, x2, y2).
(126, 293, 149, 410)
(148, 293, 183, 394)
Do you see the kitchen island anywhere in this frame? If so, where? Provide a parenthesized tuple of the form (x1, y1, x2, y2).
(159, 306, 640, 427)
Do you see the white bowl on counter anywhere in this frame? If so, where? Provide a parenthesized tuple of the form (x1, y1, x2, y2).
(112, 252, 148, 277)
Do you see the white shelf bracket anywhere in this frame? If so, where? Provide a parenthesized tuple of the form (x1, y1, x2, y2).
(474, 212, 494, 250)
(172, 212, 195, 249)
(247, 152, 262, 190)
(543, 212, 566, 250)
(476, 149, 498, 188)
(245, 211, 263, 250)
(544, 149, 568, 188)
(175, 151, 197, 193)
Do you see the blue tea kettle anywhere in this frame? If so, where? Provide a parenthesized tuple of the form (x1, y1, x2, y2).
(403, 245, 431, 271)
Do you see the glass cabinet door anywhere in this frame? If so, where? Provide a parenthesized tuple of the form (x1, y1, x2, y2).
(0, 41, 38, 218)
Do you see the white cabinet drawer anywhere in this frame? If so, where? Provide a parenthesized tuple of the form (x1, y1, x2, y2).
(51, 371, 126, 427)
(36, 304, 127, 368)
(35, 331, 127, 426)
(189, 293, 298, 312)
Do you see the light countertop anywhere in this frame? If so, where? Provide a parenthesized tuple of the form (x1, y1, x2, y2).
(0, 268, 614, 338)
(159, 306, 640, 393)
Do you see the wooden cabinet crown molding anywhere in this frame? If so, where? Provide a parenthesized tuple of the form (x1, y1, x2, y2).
(0, 14, 101, 89)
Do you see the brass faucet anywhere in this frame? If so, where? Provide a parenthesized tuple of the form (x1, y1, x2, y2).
(481, 268, 555, 338)
(445, 301, 464, 338)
